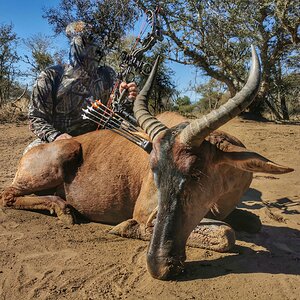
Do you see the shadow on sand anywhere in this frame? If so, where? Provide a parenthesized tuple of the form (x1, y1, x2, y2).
(177, 186, 300, 281)
(239, 187, 299, 215)
(179, 224, 300, 281)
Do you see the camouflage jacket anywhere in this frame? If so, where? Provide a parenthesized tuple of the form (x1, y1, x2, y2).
(28, 64, 116, 142)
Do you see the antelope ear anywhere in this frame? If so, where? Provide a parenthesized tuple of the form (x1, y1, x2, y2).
(220, 145, 294, 174)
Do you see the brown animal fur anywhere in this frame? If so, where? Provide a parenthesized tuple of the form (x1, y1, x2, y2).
(0, 112, 293, 253)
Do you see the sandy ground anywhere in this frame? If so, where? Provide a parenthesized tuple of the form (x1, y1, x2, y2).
(0, 119, 299, 300)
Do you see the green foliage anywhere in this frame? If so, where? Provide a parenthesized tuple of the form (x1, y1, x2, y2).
(137, 0, 300, 119)
(43, 0, 138, 56)
(145, 47, 178, 114)
(22, 33, 67, 80)
(32, 51, 54, 70)
(195, 79, 229, 113)
(104, 34, 178, 113)
(173, 95, 197, 115)
(176, 95, 191, 107)
(0, 23, 20, 106)
(274, 72, 300, 117)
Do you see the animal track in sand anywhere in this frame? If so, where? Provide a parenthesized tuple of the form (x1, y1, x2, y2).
(77, 245, 148, 299)
(15, 249, 79, 299)
(0, 209, 24, 245)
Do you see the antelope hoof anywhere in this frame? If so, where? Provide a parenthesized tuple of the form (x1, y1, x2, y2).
(52, 203, 75, 226)
(109, 219, 141, 238)
(187, 219, 236, 252)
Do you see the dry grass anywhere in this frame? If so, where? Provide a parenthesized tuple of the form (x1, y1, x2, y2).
(0, 98, 29, 123)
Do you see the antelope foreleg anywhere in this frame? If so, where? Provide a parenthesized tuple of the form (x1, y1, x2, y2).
(2, 191, 74, 225)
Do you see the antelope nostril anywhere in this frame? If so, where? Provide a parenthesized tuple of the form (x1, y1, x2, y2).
(147, 255, 185, 280)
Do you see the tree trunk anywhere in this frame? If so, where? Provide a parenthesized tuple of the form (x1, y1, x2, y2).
(280, 93, 289, 120)
(248, 80, 269, 116)
(276, 61, 290, 120)
(265, 98, 282, 120)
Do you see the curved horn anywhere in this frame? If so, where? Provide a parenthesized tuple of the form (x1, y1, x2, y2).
(180, 45, 261, 147)
(133, 56, 168, 141)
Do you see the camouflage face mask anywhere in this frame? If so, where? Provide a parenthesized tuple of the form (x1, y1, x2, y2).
(66, 21, 103, 67)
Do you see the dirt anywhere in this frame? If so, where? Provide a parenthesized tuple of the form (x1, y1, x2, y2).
(0, 119, 299, 300)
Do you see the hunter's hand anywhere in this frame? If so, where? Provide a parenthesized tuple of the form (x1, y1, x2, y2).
(119, 82, 138, 101)
(55, 133, 73, 141)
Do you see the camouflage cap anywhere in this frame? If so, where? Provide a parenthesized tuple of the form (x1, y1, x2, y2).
(65, 21, 93, 39)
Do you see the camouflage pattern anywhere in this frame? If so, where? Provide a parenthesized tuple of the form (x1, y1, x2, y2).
(28, 21, 116, 143)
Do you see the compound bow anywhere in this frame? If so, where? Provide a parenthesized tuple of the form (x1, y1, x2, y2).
(82, 6, 163, 151)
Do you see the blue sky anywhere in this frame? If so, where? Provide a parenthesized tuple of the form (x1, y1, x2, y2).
(0, 0, 203, 101)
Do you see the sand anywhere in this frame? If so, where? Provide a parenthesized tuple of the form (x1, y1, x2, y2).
(0, 118, 299, 300)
